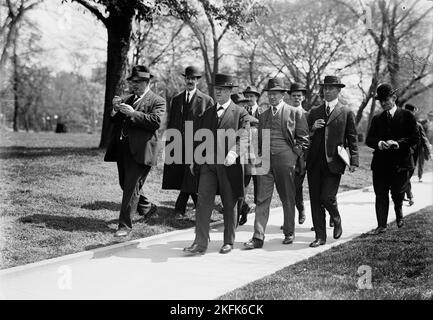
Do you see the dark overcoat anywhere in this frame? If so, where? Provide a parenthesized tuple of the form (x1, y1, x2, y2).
(162, 89, 214, 191)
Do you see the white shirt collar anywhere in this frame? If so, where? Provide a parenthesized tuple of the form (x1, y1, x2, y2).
(388, 104, 397, 117)
(185, 88, 197, 102)
(217, 99, 231, 111)
(325, 98, 338, 113)
(271, 100, 285, 115)
(251, 103, 259, 116)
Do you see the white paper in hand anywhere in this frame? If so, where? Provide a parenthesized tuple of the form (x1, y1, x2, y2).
(337, 145, 350, 167)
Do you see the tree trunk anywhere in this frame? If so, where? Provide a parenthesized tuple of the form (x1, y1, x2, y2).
(98, 10, 134, 149)
(12, 29, 19, 132)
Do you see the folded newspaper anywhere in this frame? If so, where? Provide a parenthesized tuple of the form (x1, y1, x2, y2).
(337, 145, 350, 166)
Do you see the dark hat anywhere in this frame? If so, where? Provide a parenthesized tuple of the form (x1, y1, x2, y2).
(375, 83, 398, 100)
(264, 78, 288, 92)
(230, 93, 249, 104)
(319, 75, 345, 88)
(213, 73, 238, 87)
(242, 85, 261, 97)
(182, 66, 202, 78)
(126, 65, 153, 81)
(404, 103, 418, 112)
(288, 82, 307, 93)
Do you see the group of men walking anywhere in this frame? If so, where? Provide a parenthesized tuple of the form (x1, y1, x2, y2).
(104, 64, 428, 255)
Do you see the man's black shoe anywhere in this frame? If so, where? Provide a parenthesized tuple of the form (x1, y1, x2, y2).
(139, 203, 157, 217)
(243, 238, 264, 249)
(219, 244, 233, 254)
(333, 221, 342, 239)
(183, 243, 206, 255)
(282, 234, 294, 244)
(309, 239, 326, 248)
(298, 211, 306, 224)
(397, 219, 404, 228)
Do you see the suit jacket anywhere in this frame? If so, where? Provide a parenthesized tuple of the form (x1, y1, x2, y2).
(162, 89, 214, 190)
(104, 91, 166, 166)
(366, 108, 418, 172)
(306, 102, 359, 175)
(258, 103, 310, 169)
(194, 101, 250, 199)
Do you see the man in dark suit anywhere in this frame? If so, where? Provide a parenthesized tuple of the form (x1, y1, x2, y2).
(162, 66, 214, 218)
(402, 103, 431, 205)
(183, 73, 250, 255)
(104, 65, 166, 237)
(366, 84, 419, 234)
(244, 78, 309, 249)
(306, 76, 359, 247)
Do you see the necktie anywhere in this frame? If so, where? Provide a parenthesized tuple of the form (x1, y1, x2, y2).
(272, 106, 278, 115)
(217, 106, 224, 118)
(326, 105, 331, 117)
(186, 92, 190, 103)
(387, 110, 392, 121)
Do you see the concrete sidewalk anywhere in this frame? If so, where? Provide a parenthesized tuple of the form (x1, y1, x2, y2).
(1, 173, 432, 300)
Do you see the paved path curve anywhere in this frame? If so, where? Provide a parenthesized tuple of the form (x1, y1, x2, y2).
(1, 173, 432, 300)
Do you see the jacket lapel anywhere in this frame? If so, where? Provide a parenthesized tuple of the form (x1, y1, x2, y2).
(326, 102, 344, 126)
(219, 102, 235, 128)
(191, 90, 203, 116)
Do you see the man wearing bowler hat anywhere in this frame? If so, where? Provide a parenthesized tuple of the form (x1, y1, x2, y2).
(162, 66, 214, 218)
(183, 73, 250, 255)
(244, 78, 309, 249)
(306, 75, 358, 247)
(105, 65, 166, 237)
(366, 84, 418, 234)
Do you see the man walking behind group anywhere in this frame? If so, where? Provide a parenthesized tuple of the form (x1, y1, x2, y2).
(162, 66, 214, 218)
(366, 84, 419, 234)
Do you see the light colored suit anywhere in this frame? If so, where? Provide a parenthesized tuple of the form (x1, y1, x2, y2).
(253, 102, 309, 240)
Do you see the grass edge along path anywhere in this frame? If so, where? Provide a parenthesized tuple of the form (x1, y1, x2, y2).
(219, 205, 433, 300)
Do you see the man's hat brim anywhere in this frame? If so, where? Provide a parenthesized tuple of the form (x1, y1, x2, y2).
(375, 89, 398, 100)
(127, 72, 153, 81)
(243, 90, 261, 97)
(319, 83, 345, 88)
(264, 87, 288, 92)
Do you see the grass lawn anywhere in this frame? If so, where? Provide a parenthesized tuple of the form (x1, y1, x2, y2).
(0, 131, 432, 269)
(219, 205, 433, 300)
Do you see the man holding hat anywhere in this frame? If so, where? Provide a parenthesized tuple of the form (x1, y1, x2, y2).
(105, 65, 166, 237)
(162, 66, 214, 218)
(183, 73, 250, 255)
(366, 83, 418, 234)
(244, 78, 309, 250)
(306, 75, 358, 247)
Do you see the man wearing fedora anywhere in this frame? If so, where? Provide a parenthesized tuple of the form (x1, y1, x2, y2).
(244, 78, 309, 250)
(183, 73, 250, 255)
(403, 103, 431, 204)
(306, 75, 358, 247)
(236, 85, 262, 226)
(366, 83, 418, 234)
(162, 66, 214, 218)
(104, 65, 166, 237)
(288, 82, 309, 225)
